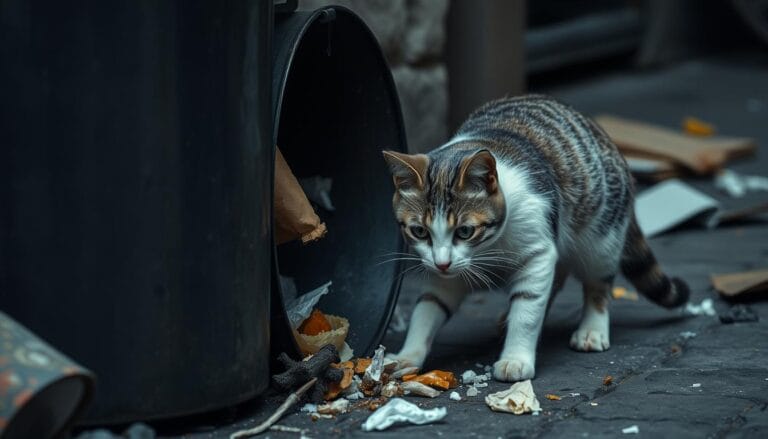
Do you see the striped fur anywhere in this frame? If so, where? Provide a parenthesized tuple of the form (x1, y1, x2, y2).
(383, 95, 689, 381)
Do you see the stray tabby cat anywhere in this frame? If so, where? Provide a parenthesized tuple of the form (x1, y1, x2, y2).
(382, 95, 689, 382)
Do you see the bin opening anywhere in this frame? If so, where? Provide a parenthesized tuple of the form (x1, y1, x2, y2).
(272, 7, 407, 358)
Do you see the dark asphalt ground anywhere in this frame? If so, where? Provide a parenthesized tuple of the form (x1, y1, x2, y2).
(151, 52, 768, 439)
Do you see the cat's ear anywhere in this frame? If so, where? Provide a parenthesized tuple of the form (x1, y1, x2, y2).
(382, 150, 429, 191)
(457, 149, 498, 194)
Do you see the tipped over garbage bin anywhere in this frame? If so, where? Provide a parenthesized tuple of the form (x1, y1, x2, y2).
(270, 6, 407, 359)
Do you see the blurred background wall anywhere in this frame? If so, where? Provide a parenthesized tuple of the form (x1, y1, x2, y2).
(300, 0, 764, 153)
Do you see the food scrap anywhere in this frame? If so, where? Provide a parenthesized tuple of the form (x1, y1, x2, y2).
(402, 370, 458, 390)
(603, 375, 613, 386)
(400, 380, 441, 398)
(682, 116, 716, 137)
(545, 394, 562, 401)
(485, 380, 542, 415)
(298, 309, 333, 335)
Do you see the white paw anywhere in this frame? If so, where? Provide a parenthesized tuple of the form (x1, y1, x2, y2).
(570, 328, 610, 352)
(493, 355, 535, 382)
(385, 350, 426, 371)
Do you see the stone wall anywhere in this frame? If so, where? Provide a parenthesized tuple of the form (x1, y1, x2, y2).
(299, 0, 449, 153)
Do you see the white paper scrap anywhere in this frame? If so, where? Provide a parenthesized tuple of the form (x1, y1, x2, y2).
(635, 179, 720, 237)
(361, 398, 447, 431)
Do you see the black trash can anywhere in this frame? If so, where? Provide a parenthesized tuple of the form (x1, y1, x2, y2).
(0, 1, 273, 423)
(270, 6, 407, 358)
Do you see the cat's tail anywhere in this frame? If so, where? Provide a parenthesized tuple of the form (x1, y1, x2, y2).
(620, 217, 690, 308)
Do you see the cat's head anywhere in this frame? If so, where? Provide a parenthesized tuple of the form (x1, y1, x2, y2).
(382, 148, 506, 279)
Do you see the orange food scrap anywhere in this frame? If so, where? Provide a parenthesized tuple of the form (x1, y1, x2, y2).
(401, 370, 457, 390)
(354, 358, 372, 374)
(324, 365, 354, 400)
(682, 116, 716, 137)
(298, 309, 332, 336)
(545, 394, 562, 401)
(603, 375, 613, 386)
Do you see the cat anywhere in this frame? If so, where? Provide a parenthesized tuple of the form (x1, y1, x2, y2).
(382, 95, 689, 382)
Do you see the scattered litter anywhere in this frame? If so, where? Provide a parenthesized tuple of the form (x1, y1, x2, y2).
(299, 175, 335, 211)
(682, 116, 716, 137)
(715, 169, 768, 198)
(719, 304, 759, 324)
(400, 380, 441, 398)
(346, 390, 364, 400)
(381, 381, 403, 398)
(402, 370, 458, 390)
(361, 398, 447, 431)
(485, 380, 542, 415)
(364, 346, 386, 382)
(450, 391, 461, 401)
(269, 425, 306, 434)
(590, 402, 599, 406)
(391, 366, 420, 379)
(635, 180, 720, 237)
(691, 383, 701, 388)
(466, 386, 479, 397)
(474, 382, 489, 388)
(301, 403, 318, 413)
(612, 286, 639, 301)
(569, 393, 581, 397)
(711, 269, 768, 300)
(622, 425, 640, 434)
(317, 398, 350, 415)
(461, 370, 477, 384)
(311, 413, 334, 421)
(461, 370, 491, 385)
(603, 375, 613, 386)
(287, 282, 352, 357)
(679, 331, 697, 339)
(545, 394, 562, 401)
(683, 299, 716, 317)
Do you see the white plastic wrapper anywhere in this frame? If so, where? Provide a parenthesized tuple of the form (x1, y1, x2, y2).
(364, 345, 386, 382)
(317, 398, 350, 415)
(485, 380, 542, 415)
(400, 381, 440, 398)
(682, 298, 715, 317)
(286, 281, 332, 328)
(299, 176, 335, 211)
(715, 169, 768, 198)
(449, 391, 461, 401)
(361, 398, 447, 431)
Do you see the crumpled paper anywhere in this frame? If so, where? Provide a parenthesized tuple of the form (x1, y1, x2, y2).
(485, 380, 541, 415)
(361, 398, 447, 431)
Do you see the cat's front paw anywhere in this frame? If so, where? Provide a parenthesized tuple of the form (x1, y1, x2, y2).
(493, 355, 535, 382)
(385, 350, 426, 371)
(569, 328, 610, 352)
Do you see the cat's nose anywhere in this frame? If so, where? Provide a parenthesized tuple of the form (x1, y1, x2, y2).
(435, 262, 451, 272)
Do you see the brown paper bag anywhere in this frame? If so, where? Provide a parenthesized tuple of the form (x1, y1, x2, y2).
(274, 148, 327, 244)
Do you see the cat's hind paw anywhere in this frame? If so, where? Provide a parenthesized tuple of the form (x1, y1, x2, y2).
(493, 355, 535, 382)
(569, 328, 610, 352)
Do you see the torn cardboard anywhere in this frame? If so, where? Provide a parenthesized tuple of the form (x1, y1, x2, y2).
(711, 268, 768, 301)
(595, 115, 756, 175)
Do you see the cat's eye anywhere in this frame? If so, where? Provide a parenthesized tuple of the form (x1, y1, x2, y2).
(455, 225, 475, 240)
(409, 225, 429, 239)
